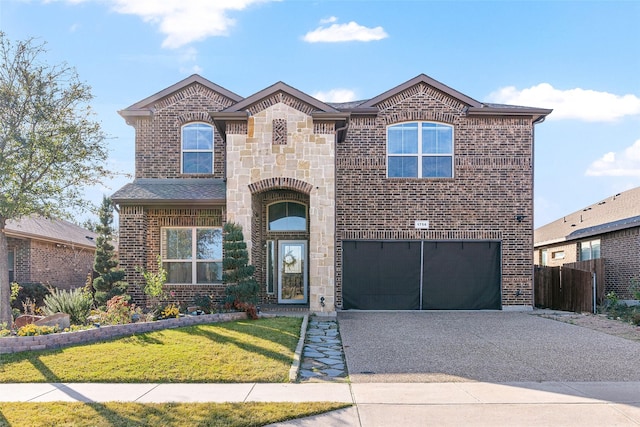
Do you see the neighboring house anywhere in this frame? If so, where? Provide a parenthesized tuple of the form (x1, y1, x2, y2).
(534, 187, 640, 299)
(113, 74, 551, 313)
(5, 216, 98, 289)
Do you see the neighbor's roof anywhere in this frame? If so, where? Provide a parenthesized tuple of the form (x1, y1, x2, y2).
(4, 216, 97, 249)
(112, 178, 226, 205)
(534, 186, 640, 247)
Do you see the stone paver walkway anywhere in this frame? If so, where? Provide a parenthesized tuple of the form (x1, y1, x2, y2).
(299, 317, 348, 381)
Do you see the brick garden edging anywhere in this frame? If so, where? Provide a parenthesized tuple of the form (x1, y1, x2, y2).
(0, 312, 247, 354)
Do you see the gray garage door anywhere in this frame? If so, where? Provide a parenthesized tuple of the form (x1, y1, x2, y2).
(342, 240, 501, 310)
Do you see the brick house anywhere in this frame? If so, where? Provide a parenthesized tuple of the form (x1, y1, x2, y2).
(113, 74, 551, 313)
(5, 216, 97, 289)
(534, 186, 640, 299)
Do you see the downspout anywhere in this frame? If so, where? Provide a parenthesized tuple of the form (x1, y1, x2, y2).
(333, 117, 349, 311)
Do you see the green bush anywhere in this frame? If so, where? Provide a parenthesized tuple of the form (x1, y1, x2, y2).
(11, 282, 50, 311)
(632, 312, 640, 326)
(223, 222, 259, 319)
(43, 288, 92, 325)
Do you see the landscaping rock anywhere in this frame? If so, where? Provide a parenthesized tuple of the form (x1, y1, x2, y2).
(34, 313, 70, 330)
(13, 315, 44, 329)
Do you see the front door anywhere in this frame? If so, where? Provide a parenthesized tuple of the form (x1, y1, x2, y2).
(278, 240, 307, 304)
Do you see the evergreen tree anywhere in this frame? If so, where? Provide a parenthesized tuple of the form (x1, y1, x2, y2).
(91, 196, 127, 306)
(223, 222, 259, 316)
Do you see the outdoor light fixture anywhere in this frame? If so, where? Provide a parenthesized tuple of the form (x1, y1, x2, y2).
(516, 214, 525, 223)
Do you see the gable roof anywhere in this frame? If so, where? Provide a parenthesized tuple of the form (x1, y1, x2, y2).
(534, 186, 640, 247)
(112, 178, 226, 205)
(219, 81, 341, 114)
(4, 216, 97, 249)
(359, 74, 551, 121)
(361, 74, 483, 109)
(118, 74, 243, 122)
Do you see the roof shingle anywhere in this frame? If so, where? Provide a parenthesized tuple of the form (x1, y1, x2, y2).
(112, 178, 226, 204)
(534, 186, 640, 246)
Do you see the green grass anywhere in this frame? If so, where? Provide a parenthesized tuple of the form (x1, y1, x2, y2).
(0, 402, 351, 426)
(0, 317, 302, 383)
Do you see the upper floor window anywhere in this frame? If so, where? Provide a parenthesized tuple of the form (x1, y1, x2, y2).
(268, 202, 307, 231)
(580, 239, 600, 261)
(387, 122, 453, 178)
(182, 123, 214, 174)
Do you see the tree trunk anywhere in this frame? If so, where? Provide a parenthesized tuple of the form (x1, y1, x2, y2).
(0, 216, 11, 326)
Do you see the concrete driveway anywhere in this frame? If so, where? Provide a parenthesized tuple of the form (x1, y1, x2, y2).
(337, 311, 640, 383)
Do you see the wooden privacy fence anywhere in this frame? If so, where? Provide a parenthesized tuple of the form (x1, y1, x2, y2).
(534, 265, 596, 313)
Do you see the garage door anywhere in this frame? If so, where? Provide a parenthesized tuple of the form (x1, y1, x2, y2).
(342, 240, 501, 310)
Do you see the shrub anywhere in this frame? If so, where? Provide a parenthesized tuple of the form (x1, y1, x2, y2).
(43, 288, 92, 325)
(0, 323, 11, 337)
(99, 295, 138, 325)
(192, 294, 214, 314)
(11, 282, 50, 311)
(17, 323, 59, 336)
(632, 311, 640, 326)
(159, 304, 180, 320)
(223, 222, 259, 319)
(91, 196, 128, 307)
(137, 255, 168, 299)
(630, 278, 640, 301)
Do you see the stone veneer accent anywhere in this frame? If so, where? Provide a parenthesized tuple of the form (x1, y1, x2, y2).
(226, 102, 336, 313)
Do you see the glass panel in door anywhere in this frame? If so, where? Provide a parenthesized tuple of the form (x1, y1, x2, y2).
(278, 241, 307, 304)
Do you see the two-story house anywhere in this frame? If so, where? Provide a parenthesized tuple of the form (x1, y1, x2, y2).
(112, 74, 551, 314)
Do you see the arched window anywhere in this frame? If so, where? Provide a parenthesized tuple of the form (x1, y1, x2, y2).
(387, 122, 454, 178)
(182, 123, 214, 174)
(268, 201, 307, 231)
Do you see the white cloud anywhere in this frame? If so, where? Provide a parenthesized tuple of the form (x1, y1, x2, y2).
(488, 83, 640, 122)
(303, 19, 388, 43)
(313, 89, 357, 103)
(320, 16, 338, 25)
(106, 0, 275, 49)
(586, 139, 640, 176)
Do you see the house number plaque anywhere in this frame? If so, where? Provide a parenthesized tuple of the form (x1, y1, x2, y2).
(414, 220, 430, 229)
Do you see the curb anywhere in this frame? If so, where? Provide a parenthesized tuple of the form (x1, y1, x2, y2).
(289, 314, 309, 382)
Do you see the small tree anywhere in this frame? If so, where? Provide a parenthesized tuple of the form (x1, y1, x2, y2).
(91, 196, 127, 306)
(223, 222, 259, 318)
(0, 33, 113, 324)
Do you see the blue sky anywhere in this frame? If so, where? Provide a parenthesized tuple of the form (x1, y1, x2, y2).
(1, 0, 639, 228)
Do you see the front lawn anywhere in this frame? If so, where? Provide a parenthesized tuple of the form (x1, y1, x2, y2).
(0, 402, 350, 427)
(0, 317, 302, 383)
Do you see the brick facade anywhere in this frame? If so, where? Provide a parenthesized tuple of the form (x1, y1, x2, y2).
(336, 85, 536, 307)
(115, 74, 550, 312)
(7, 237, 94, 289)
(536, 227, 640, 298)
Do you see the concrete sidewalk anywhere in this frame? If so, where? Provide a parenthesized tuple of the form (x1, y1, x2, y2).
(2, 381, 640, 426)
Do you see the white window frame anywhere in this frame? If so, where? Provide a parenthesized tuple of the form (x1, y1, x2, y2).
(580, 239, 601, 261)
(386, 121, 454, 178)
(161, 227, 222, 284)
(181, 122, 214, 174)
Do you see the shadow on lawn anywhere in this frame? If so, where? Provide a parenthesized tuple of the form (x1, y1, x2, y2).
(177, 319, 301, 360)
(24, 356, 140, 426)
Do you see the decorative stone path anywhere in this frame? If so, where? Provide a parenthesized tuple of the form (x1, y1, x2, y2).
(299, 317, 348, 382)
